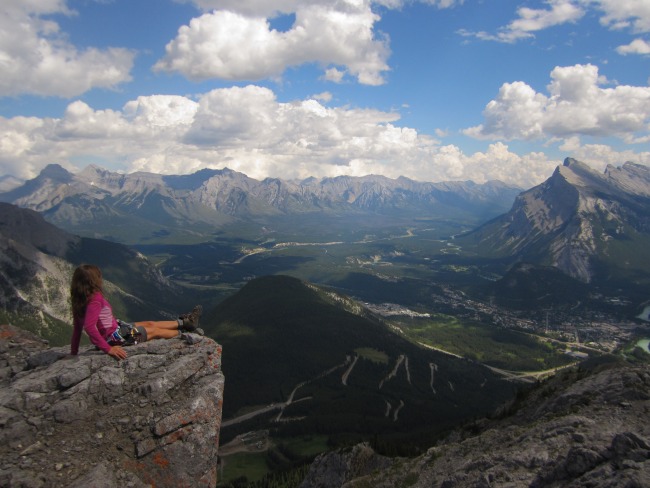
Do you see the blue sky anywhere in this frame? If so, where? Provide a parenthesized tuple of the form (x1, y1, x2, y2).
(0, 0, 649, 188)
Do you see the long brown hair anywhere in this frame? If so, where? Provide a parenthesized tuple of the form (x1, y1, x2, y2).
(70, 264, 103, 321)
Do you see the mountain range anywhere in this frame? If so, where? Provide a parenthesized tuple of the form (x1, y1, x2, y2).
(0, 164, 521, 243)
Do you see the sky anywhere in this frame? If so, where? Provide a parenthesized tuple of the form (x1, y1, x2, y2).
(0, 0, 649, 188)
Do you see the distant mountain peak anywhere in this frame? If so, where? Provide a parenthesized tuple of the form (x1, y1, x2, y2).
(555, 157, 604, 191)
(604, 161, 650, 197)
(466, 157, 650, 284)
(39, 163, 74, 182)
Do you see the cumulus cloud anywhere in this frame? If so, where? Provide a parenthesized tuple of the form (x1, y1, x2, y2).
(418, 0, 465, 8)
(0, 0, 134, 97)
(0, 84, 562, 188)
(181, 0, 462, 15)
(560, 138, 650, 171)
(592, 0, 650, 33)
(616, 38, 650, 55)
(312, 91, 333, 102)
(155, 1, 390, 85)
(464, 64, 650, 143)
(1, 83, 647, 189)
(181, 0, 303, 17)
(459, 0, 584, 43)
(459, 0, 650, 45)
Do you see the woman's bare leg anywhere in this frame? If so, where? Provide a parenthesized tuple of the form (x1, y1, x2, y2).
(136, 320, 179, 330)
(135, 321, 180, 340)
(146, 327, 180, 340)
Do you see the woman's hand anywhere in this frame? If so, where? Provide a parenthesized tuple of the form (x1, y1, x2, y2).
(107, 345, 127, 360)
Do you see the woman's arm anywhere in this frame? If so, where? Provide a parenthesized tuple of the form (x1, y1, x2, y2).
(70, 317, 83, 355)
(82, 296, 113, 353)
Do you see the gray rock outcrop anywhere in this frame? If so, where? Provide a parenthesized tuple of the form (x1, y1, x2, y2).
(0, 324, 224, 487)
(300, 362, 650, 487)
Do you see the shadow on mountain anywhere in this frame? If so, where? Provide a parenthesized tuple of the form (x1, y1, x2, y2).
(203, 275, 517, 453)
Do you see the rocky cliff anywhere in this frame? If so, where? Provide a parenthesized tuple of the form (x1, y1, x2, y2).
(464, 158, 650, 283)
(0, 324, 224, 487)
(300, 361, 650, 487)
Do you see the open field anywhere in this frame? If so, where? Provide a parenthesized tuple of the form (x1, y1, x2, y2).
(393, 315, 575, 371)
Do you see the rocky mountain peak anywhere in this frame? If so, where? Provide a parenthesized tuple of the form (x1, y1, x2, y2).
(39, 164, 74, 183)
(0, 324, 224, 487)
(604, 162, 650, 197)
(556, 157, 606, 191)
(468, 157, 650, 283)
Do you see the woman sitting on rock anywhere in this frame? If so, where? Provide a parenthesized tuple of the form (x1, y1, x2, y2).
(70, 264, 202, 360)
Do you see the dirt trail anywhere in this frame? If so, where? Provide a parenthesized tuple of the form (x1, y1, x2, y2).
(223, 357, 351, 427)
(341, 355, 358, 385)
(379, 354, 405, 389)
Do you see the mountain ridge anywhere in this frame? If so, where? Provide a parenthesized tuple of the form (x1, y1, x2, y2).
(0, 164, 521, 243)
(460, 157, 650, 284)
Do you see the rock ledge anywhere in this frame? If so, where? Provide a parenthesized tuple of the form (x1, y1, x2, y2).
(0, 324, 224, 487)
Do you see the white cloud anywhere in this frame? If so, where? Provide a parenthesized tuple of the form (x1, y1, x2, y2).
(0, 85, 552, 187)
(2, 85, 648, 189)
(560, 139, 650, 171)
(324, 67, 346, 83)
(0, 0, 134, 97)
(464, 64, 650, 143)
(312, 91, 333, 102)
(155, 1, 390, 85)
(505, 0, 584, 39)
(180, 0, 306, 17)
(123, 95, 200, 128)
(432, 143, 557, 185)
(419, 0, 464, 8)
(181, 0, 463, 15)
(591, 0, 650, 33)
(460, 0, 650, 44)
(461, 0, 584, 43)
(616, 38, 650, 55)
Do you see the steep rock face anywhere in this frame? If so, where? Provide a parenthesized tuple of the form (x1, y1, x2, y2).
(0, 203, 79, 324)
(300, 362, 650, 488)
(0, 324, 224, 487)
(467, 158, 650, 282)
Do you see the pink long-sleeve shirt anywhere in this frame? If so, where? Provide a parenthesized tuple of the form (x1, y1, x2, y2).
(71, 291, 119, 354)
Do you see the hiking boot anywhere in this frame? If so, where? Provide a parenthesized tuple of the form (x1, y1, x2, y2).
(179, 305, 202, 332)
